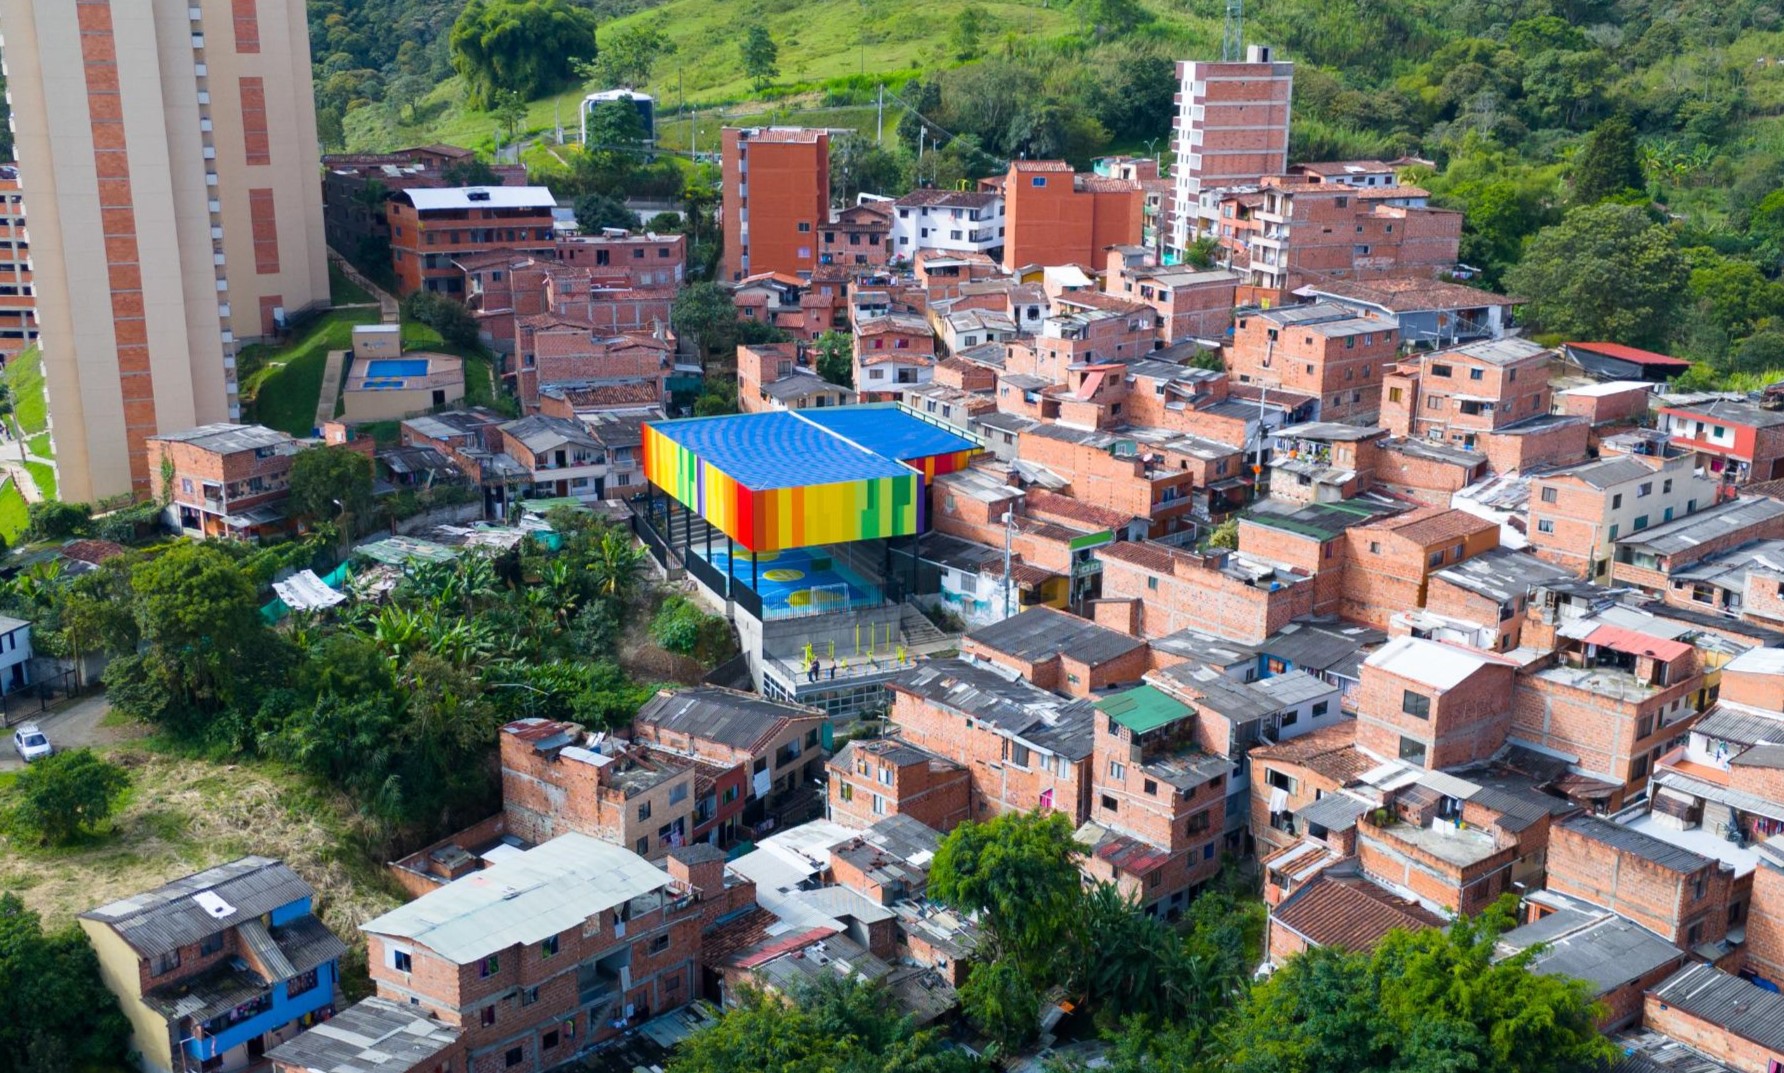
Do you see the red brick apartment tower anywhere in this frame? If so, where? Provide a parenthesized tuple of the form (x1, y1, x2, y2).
(1168, 45, 1294, 260)
(1000, 161, 1143, 272)
(0, 0, 329, 501)
(721, 128, 830, 282)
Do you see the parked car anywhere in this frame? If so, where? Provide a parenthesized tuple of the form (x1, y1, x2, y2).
(12, 723, 51, 762)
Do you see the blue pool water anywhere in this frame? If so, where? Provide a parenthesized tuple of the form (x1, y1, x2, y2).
(364, 359, 430, 378)
(701, 546, 879, 615)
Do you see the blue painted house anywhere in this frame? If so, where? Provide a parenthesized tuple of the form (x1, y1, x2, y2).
(79, 856, 346, 1073)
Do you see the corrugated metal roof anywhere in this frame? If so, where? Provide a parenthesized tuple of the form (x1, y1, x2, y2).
(1651, 963, 1784, 1051)
(1615, 497, 1784, 556)
(266, 997, 461, 1073)
(1094, 685, 1191, 734)
(894, 658, 1096, 760)
(1295, 792, 1371, 831)
(1561, 815, 1711, 873)
(81, 857, 315, 959)
(236, 917, 296, 980)
(965, 606, 1144, 667)
(635, 686, 819, 752)
(1694, 702, 1784, 746)
(1499, 910, 1682, 994)
(361, 833, 675, 965)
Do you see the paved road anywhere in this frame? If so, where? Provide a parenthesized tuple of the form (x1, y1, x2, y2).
(0, 693, 143, 771)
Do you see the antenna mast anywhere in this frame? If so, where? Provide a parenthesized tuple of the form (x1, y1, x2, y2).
(1222, 0, 1243, 61)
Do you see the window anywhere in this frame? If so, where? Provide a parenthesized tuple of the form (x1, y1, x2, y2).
(1101, 794, 1119, 812)
(872, 794, 886, 815)
(1635, 515, 1649, 531)
(1280, 707, 1298, 726)
(797, 222, 812, 233)
(155, 950, 182, 975)
(1430, 364, 1452, 377)
(1637, 482, 1653, 498)
(649, 934, 671, 955)
(392, 949, 413, 973)
(1144, 778, 1158, 795)
(638, 801, 651, 821)
(1402, 691, 1430, 719)
(1109, 760, 1126, 780)
(1312, 701, 1329, 717)
(1469, 368, 1483, 381)
(1265, 769, 1297, 793)
(636, 837, 649, 855)
(482, 1007, 498, 1028)
(1537, 519, 1555, 534)
(1148, 576, 1158, 591)
(521, 986, 539, 1006)
(544, 1030, 561, 1049)
(1428, 550, 1444, 568)
(541, 935, 559, 958)
(1032, 176, 1048, 187)
(1664, 478, 1673, 494)
(1188, 811, 1211, 835)
(1011, 743, 1031, 768)
(1693, 873, 1708, 900)
(840, 782, 853, 801)
(878, 766, 893, 785)
(1540, 487, 1558, 504)
(480, 954, 500, 978)
(1398, 736, 1427, 767)
(1612, 493, 1623, 509)
(200, 933, 225, 957)
(505, 1046, 523, 1067)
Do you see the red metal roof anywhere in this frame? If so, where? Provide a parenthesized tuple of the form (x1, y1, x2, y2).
(1566, 342, 1692, 368)
(1583, 624, 1693, 663)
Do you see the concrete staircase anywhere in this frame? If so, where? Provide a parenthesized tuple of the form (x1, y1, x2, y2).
(899, 602, 953, 650)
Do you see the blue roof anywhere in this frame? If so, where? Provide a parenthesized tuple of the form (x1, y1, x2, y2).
(649, 411, 915, 490)
(796, 405, 978, 462)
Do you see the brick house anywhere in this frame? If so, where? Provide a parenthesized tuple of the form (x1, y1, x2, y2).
(737, 342, 854, 414)
(388, 187, 557, 297)
(1512, 625, 1704, 796)
(1103, 246, 1240, 342)
(960, 606, 1152, 698)
(1250, 721, 1373, 860)
(499, 719, 702, 861)
(1268, 422, 1387, 504)
(888, 657, 1098, 822)
(554, 231, 686, 288)
(362, 834, 703, 1073)
(1423, 547, 1573, 653)
(1378, 337, 1555, 446)
(1265, 866, 1444, 964)
(80, 858, 346, 1073)
(1016, 422, 1243, 539)
(854, 313, 937, 401)
(821, 202, 892, 268)
(1296, 276, 1520, 351)
(1095, 540, 1315, 644)
(1657, 398, 1784, 485)
(1494, 896, 1685, 1032)
(1238, 182, 1462, 303)
(1225, 303, 1399, 423)
(721, 127, 829, 282)
(1080, 684, 1230, 915)
(999, 160, 1141, 272)
(147, 423, 301, 541)
(1644, 964, 1784, 1073)
(825, 738, 971, 833)
(631, 687, 831, 838)
(1355, 786, 1528, 917)
(889, 189, 1004, 262)
(1546, 815, 1735, 950)
(495, 416, 610, 502)
(1528, 453, 1718, 580)
(1339, 507, 1499, 630)
(1355, 636, 1516, 770)
(1610, 496, 1784, 596)
(511, 320, 671, 410)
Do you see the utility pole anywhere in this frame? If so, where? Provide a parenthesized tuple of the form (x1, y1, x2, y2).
(876, 84, 884, 146)
(1222, 0, 1244, 62)
(1001, 510, 1015, 620)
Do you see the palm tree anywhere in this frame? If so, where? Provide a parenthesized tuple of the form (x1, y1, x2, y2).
(588, 529, 647, 600)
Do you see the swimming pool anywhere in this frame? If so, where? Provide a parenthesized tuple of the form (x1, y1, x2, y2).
(701, 545, 880, 616)
(363, 358, 430, 378)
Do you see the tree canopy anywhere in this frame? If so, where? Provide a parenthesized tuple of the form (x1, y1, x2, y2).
(449, 0, 598, 110)
(288, 446, 374, 528)
(1504, 203, 1689, 349)
(7, 748, 130, 846)
(0, 894, 132, 1072)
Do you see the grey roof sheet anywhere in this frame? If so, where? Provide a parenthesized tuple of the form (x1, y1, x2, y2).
(965, 606, 1144, 667)
(1664, 398, 1784, 429)
(361, 833, 675, 964)
(1295, 792, 1370, 830)
(1609, 1029, 1742, 1073)
(635, 687, 819, 752)
(1731, 743, 1784, 770)
(1501, 911, 1682, 994)
(1260, 619, 1388, 676)
(1615, 497, 1784, 556)
(894, 658, 1096, 760)
(266, 997, 461, 1073)
(1561, 814, 1711, 873)
(1692, 702, 1784, 747)
(1650, 963, 1784, 1051)
(150, 422, 292, 453)
(1651, 767, 1784, 823)
(81, 857, 316, 959)
(236, 917, 296, 980)
(1149, 627, 1259, 667)
(1552, 458, 1655, 490)
(1433, 547, 1572, 603)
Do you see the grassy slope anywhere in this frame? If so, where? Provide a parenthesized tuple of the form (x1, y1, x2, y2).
(5, 344, 47, 435)
(239, 308, 381, 436)
(350, 0, 1085, 153)
(329, 260, 376, 306)
(0, 746, 401, 939)
(25, 461, 55, 502)
(0, 478, 27, 540)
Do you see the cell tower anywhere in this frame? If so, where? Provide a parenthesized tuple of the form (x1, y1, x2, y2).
(1222, 0, 1244, 61)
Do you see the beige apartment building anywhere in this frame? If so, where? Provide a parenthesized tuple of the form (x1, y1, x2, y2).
(0, 0, 328, 501)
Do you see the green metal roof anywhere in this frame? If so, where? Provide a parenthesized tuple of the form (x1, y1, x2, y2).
(1093, 684, 1192, 734)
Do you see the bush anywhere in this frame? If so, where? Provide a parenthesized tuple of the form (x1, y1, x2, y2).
(401, 291, 481, 349)
(8, 748, 130, 845)
(25, 500, 91, 542)
(650, 594, 735, 662)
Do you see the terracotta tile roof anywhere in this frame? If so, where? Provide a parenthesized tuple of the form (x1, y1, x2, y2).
(1097, 539, 1190, 574)
(1011, 160, 1074, 172)
(895, 188, 1000, 210)
(1023, 489, 1136, 530)
(541, 381, 663, 408)
(737, 128, 826, 144)
(519, 313, 595, 331)
(61, 539, 127, 564)
(701, 907, 781, 963)
(1370, 506, 1496, 546)
(1250, 721, 1371, 784)
(1076, 175, 1141, 194)
(1271, 871, 1444, 953)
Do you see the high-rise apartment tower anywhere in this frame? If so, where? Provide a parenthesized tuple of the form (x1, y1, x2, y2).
(1168, 44, 1294, 262)
(720, 127, 829, 283)
(0, 0, 328, 501)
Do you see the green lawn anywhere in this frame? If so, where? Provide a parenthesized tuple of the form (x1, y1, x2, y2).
(0, 478, 29, 541)
(4, 344, 47, 434)
(329, 260, 375, 306)
(239, 308, 381, 436)
(401, 322, 499, 408)
(25, 460, 56, 502)
(25, 433, 51, 460)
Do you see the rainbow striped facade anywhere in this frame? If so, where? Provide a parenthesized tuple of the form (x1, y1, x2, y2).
(640, 407, 979, 554)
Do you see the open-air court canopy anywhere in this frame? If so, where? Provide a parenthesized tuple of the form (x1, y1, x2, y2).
(641, 405, 979, 554)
